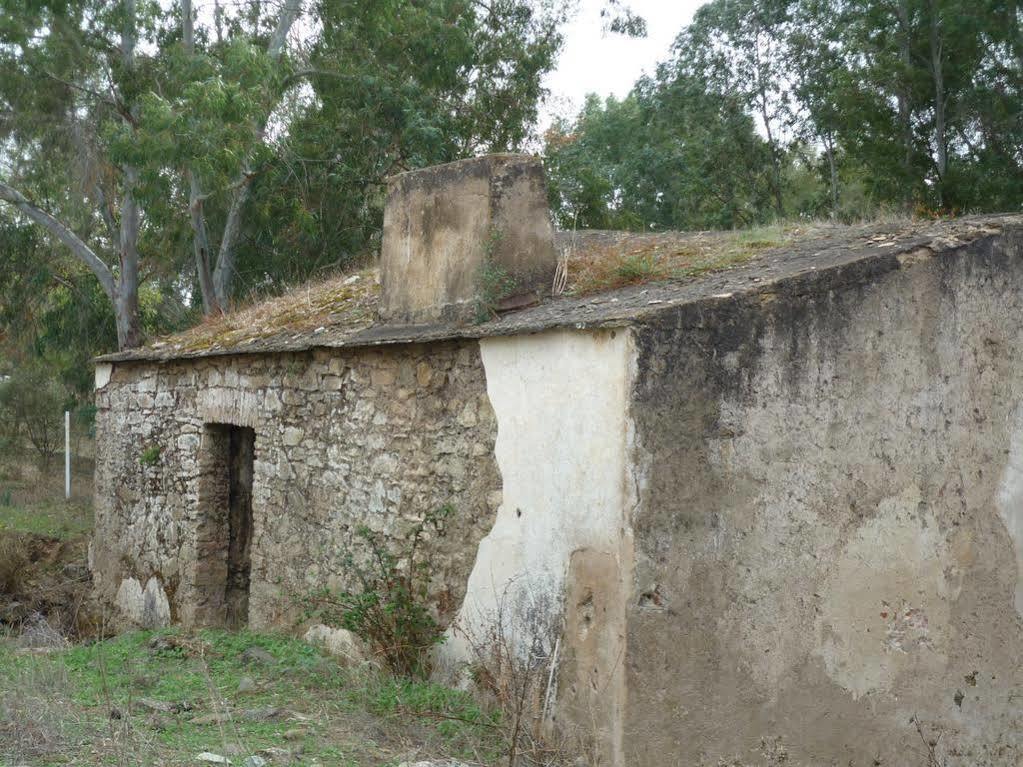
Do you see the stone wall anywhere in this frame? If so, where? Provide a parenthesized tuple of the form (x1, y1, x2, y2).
(625, 231, 1023, 765)
(92, 222, 1023, 766)
(92, 341, 501, 631)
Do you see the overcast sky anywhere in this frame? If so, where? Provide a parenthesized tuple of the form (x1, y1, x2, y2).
(540, 0, 707, 129)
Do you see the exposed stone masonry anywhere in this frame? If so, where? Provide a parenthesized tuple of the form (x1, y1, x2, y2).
(92, 341, 501, 631)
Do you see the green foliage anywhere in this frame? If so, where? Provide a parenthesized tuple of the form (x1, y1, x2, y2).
(0, 362, 72, 470)
(545, 85, 776, 232)
(307, 505, 452, 680)
(474, 230, 520, 321)
(546, 0, 1023, 228)
(0, 0, 568, 358)
(231, 0, 568, 296)
(139, 444, 162, 467)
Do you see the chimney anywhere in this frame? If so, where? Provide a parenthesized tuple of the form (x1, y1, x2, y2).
(379, 154, 558, 324)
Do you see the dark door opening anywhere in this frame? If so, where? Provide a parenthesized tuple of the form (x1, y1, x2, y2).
(225, 426, 254, 628)
(196, 423, 255, 628)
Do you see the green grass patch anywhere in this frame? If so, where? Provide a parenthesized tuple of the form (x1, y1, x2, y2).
(1, 628, 505, 766)
(0, 498, 92, 539)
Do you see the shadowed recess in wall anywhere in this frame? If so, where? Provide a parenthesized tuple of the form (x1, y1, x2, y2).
(195, 423, 255, 629)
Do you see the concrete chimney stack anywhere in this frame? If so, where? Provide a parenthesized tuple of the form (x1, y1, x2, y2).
(379, 154, 558, 324)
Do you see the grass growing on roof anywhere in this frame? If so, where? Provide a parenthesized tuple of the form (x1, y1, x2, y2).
(134, 218, 938, 357)
(564, 222, 821, 296)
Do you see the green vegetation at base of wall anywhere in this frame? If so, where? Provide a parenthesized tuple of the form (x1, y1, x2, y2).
(0, 629, 502, 767)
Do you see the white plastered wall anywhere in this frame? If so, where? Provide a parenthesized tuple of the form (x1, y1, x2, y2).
(439, 327, 635, 762)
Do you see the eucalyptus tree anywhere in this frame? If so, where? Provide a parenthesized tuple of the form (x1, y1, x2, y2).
(0, 0, 152, 349)
(176, 0, 302, 314)
(222, 0, 569, 294)
(679, 0, 794, 218)
(0, 0, 304, 348)
(799, 0, 1017, 210)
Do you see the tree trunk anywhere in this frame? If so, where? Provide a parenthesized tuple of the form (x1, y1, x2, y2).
(185, 0, 301, 313)
(928, 0, 947, 207)
(117, 167, 142, 349)
(113, 0, 142, 349)
(753, 31, 785, 219)
(212, 177, 253, 306)
(895, 0, 914, 205)
(824, 132, 839, 215)
(189, 173, 221, 314)
(181, 0, 223, 315)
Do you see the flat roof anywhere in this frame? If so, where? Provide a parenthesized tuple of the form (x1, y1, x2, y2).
(99, 214, 1022, 363)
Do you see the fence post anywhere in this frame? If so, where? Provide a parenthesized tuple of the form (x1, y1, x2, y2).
(65, 409, 71, 501)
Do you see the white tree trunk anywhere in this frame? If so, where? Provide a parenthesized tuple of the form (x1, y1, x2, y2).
(211, 0, 302, 307)
(181, 0, 223, 315)
(929, 0, 948, 206)
(0, 181, 116, 301)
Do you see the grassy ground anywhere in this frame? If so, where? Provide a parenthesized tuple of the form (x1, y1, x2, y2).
(0, 454, 93, 539)
(0, 457, 508, 766)
(0, 628, 503, 767)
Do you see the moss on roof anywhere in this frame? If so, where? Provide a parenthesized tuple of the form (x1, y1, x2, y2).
(102, 215, 1022, 363)
(155, 266, 381, 358)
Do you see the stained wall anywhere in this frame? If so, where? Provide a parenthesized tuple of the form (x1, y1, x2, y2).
(625, 232, 1023, 765)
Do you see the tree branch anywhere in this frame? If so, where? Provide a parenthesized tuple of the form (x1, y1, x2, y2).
(181, 0, 222, 314)
(266, 0, 303, 61)
(212, 0, 303, 305)
(91, 180, 119, 242)
(0, 180, 116, 301)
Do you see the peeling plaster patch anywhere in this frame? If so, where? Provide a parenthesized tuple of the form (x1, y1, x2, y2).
(115, 577, 144, 623)
(95, 363, 113, 390)
(115, 576, 171, 629)
(815, 486, 954, 699)
(142, 577, 171, 628)
(443, 329, 634, 667)
(997, 406, 1023, 618)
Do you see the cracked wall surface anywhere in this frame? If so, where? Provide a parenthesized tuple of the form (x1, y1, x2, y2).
(92, 341, 500, 630)
(439, 328, 634, 763)
(625, 231, 1023, 766)
(93, 226, 1023, 767)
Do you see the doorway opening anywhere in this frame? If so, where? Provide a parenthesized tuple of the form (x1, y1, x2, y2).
(196, 423, 255, 628)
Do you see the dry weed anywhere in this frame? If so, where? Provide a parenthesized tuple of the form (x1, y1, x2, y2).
(0, 642, 76, 763)
(0, 532, 27, 595)
(457, 587, 583, 767)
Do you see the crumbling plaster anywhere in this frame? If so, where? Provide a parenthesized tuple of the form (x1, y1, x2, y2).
(624, 232, 1023, 765)
(440, 328, 635, 762)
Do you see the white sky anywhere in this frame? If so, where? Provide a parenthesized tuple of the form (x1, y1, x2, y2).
(540, 0, 707, 129)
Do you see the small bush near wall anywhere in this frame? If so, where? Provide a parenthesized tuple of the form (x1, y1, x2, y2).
(305, 505, 452, 679)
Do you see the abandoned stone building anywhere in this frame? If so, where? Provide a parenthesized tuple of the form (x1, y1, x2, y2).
(94, 154, 1023, 766)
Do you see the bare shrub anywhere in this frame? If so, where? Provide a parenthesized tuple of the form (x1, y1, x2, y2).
(0, 645, 75, 762)
(458, 585, 582, 766)
(0, 532, 27, 595)
(18, 612, 70, 650)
